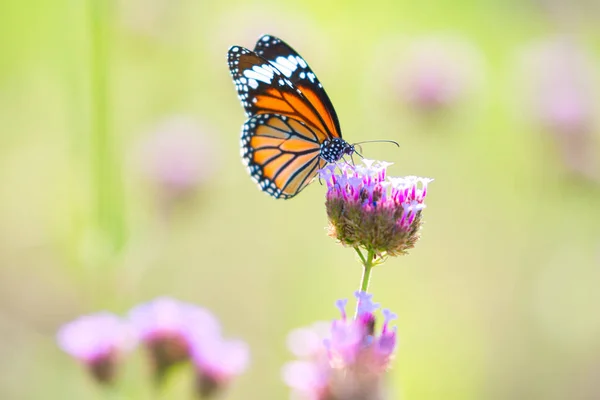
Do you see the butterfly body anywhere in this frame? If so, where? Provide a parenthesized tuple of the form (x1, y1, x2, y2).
(228, 35, 353, 199)
(320, 138, 355, 163)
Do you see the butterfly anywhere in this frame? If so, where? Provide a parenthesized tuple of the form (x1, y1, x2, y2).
(227, 34, 355, 199)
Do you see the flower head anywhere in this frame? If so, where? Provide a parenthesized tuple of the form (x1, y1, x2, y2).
(282, 292, 397, 400)
(138, 116, 217, 201)
(129, 297, 249, 396)
(520, 37, 598, 180)
(188, 328, 250, 398)
(395, 36, 482, 111)
(319, 160, 432, 256)
(128, 297, 220, 382)
(526, 38, 594, 136)
(57, 312, 133, 385)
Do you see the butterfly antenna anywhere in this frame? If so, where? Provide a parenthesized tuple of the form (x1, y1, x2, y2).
(347, 154, 356, 166)
(353, 139, 400, 147)
(353, 144, 364, 159)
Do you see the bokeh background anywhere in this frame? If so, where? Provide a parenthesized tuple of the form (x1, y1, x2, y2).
(1, 0, 600, 399)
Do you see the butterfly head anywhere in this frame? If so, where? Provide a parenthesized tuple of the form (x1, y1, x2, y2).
(321, 138, 355, 163)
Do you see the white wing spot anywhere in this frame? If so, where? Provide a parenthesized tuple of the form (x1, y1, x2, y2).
(244, 68, 272, 84)
(247, 78, 259, 89)
(272, 56, 297, 78)
(297, 57, 307, 68)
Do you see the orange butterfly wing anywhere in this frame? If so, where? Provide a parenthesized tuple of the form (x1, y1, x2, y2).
(228, 36, 344, 198)
(241, 114, 327, 199)
(253, 35, 342, 139)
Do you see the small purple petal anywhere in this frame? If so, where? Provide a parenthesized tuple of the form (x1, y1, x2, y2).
(377, 328, 397, 356)
(335, 299, 348, 320)
(355, 291, 379, 316)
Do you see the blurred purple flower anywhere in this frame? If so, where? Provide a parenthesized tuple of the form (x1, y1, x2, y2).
(128, 297, 220, 382)
(139, 116, 217, 201)
(188, 328, 250, 398)
(532, 39, 594, 134)
(396, 37, 483, 111)
(129, 297, 249, 395)
(319, 160, 432, 256)
(521, 37, 598, 180)
(57, 312, 133, 385)
(282, 292, 397, 400)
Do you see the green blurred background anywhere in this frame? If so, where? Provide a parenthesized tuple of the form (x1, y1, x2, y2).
(1, 0, 600, 399)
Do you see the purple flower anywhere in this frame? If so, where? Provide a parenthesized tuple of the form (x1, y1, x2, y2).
(138, 116, 217, 201)
(282, 292, 397, 400)
(527, 38, 594, 135)
(188, 328, 250, 398)
(396, 37, 482, 111)
(129, 297, 249, 395)
(128, 297, 220, 382)
(57, 312, 132, 385)
(319, 160, 432, 256)
(520, 37, 598, 180)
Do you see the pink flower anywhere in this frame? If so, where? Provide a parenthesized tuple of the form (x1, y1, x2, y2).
(282, 292, 398, 400)
(520, 37, 598, 180)
(129, 297, 249, 395)
(319, 160, 432, 256)
(188, 328, 250, 397)
(57, 312, 133, 385)
(396, 37, 483, 111)
(128, 297, 220, 382)
(139, 116, 217, 199)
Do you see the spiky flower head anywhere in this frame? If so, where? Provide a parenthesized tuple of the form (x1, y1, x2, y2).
(319, 160, 432, 257)
(56, 312, 133, 385)
(282, 292, 398, 400)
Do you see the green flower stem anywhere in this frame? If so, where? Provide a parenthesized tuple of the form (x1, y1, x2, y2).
(354, 246, 367, 265)
(355, 247, 375, 293)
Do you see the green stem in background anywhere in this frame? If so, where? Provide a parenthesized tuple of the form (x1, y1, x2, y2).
(89, 0, 125, 255)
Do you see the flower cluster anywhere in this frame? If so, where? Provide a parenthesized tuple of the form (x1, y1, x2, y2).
(283, 292, 397, 400)
(319, 160, 432, 256)
(57, 297, 249, 398)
